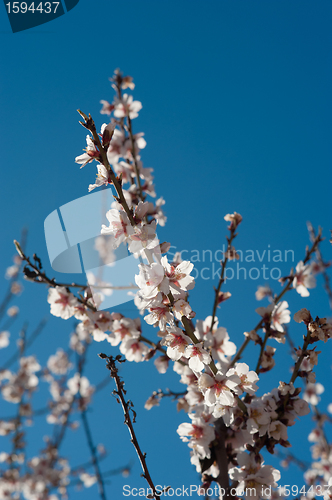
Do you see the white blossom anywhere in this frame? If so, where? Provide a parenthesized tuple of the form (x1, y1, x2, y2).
(101, 209, 133, 247)
(114, 93, 142, 119)
(227, 362, 259, 395)
(47, 287, 79, 320)
(135, 263, 170, 299)
(67, 373, 92, 398)
(161, 327, 190, 361)
(47, 349, 72, 375)
(293, 261, 316, 297)
(161, 256, 195, 294)
(119, 338, 149, 362)
(294, 308, 311, 324)
(75, 134, 99, 167)
(198, 370, 240, 407)
(88, 164, 110, 192)
(184, 343, 212, 372)
(229, 452, 280, 499)
(0, 331, 10, 349)
(303, 382, 324, 406)
(177, 417, 215, 459)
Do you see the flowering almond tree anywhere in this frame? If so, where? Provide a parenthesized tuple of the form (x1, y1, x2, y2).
(1, 69, 332, 500)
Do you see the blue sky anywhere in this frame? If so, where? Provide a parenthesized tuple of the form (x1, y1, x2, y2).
(1, 1, 332, 498)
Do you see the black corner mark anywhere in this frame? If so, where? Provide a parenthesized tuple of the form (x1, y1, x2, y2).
(3, 0, 80, 33)
(63, 0, 78, 12)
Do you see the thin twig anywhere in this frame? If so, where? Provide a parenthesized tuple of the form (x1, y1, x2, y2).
(312, 406, 330, 456)
(127, 115, 146, 202)
(275, 449, 309, 471)
(14, 243, 97, 313)
(0, 228, 27, 322)
(78, 110, 136, 226)
(210, 226, 238, 332)
(284, 326, 296, 354)
(100, 354, 162, 500)
(112, 76, 146, 203)
(255, 322, 271, 374)
(28, 280, 137, 291)
(289, 326, 312, 385)
(52, 462, 134, 492)
(229, 230, 323, 368)
(75, 344, 107, 500)
(80, 410, 107, 500)
(1, 318, 48, 370)
(307, 222, 332, 309)
(9, 323, 28, 469)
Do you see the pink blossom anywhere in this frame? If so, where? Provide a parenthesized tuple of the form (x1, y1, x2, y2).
(88, 164, 110, 192)
(0, 331, 10, 349)
(113, 93, 142, 119)
(67, 373, 92, 398)
(154, 355, 169, 374)
(173, 298, 193, 321)
(198, 370, 240, 407)
(47, 349, 72, 375)
(135, 263, 170, 299)
(100, 99, 114, 115)
(303, 382, 324, 406)
(75, 134, 99, 167)
(107, 317, 141, 346)
(127, 222, 159, 255)
(224, 212, 243, 230)
(246, 399, 275, 436)
(255, 285, 273, 301)
(47, 286, 78, 320)
(161, 256, 195, 294)
(80, 472, 98, 487)
(209, 326, 237, 362)
(229, 452, 280, 498)
(184, 343, 211, 372)
(144, 303, 173, 330)
(294, 308, 311, 324)
(177, 417, 215, 459)
(268, 420, 288, 441)
(161, 327, 190, 361)
(227, 362, 259, 395)
(256, 301, 290, 334)
(293, 261, 316, 297)
(101, 209, 134, 247)
(119, 338, 149, 362)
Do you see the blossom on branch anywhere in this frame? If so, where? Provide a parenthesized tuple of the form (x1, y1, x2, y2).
(161, 327, 190, 361)
(88, 164, 111, 192)
(229, 452, 281, 499)
(184, 343, 212, 372)
(177, 416, 215, 459)
(101, 209, 134, 247)
(293, 261, 316, 297)
(47, 286, 79, 320)
(114, 94, 142, 119)
(75, 134, 100, 168)
(198, 370, 241, 408)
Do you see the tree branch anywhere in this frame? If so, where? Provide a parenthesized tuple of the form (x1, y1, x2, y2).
(99, 353, 163, 500)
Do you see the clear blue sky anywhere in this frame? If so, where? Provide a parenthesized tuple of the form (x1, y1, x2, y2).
(0, 1, 331, 498)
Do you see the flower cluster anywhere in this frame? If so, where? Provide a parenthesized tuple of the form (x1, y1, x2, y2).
(10, 69, 332, 500)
